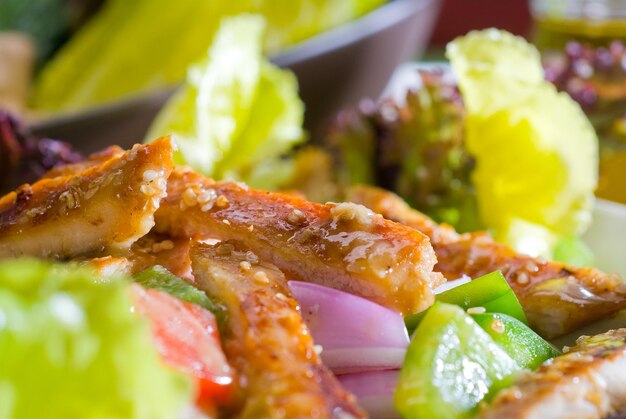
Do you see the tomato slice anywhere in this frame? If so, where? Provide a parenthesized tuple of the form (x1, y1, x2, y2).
(131, 285, 235, 407)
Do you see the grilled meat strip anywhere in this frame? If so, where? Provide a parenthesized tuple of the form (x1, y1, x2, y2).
(43, 145, 124, 179)
(346, 185, 461, 246)
(156, 168, 444, 315)
(481, 329, 626, 419)
(0, 137, 173, 259)
(347, 185, 626, 338)
(191, 241, 365, 419)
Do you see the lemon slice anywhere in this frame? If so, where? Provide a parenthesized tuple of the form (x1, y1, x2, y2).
(447, 30, 598, 256)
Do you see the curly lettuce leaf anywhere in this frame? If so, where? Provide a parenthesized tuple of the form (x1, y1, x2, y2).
(0, 259, 192, 419)
(145, 15, 304, 188)
(447, 29, 598, 256)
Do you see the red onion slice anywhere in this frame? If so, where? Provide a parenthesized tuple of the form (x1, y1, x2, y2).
(434, 275, 471, 294)
(339, 370, 400, 419)
(288, 281, 409, 373)
(322, 348, 407, 375)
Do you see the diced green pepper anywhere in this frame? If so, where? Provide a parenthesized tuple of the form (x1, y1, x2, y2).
(134, 265, 224, 323)
(405, 271, 527, 332)
(395, 302, 521, 419)
(471, 312, 560, 370)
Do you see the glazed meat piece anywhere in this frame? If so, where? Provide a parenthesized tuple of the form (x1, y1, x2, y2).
(191, 241, 365, 419)
(0, 137, 174, 259)
(435, 238, 626, 338)
(346, 185, 460, 246)
(126, 234, 193, 279)
(42, 145, 124, 179)
(481, 329, 626, 419)
(156, 168, 444, 315)
(348, 185, 626, 338)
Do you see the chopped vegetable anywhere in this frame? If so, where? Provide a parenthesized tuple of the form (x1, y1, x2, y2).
(325, 70, 478, 231)
(145, 15, 304, 188)
(32, 0, 385, 112)
(471, 312, 560, 370)
(0, 111, 83, 195)
(405, 271, 528, 332)
(395, 302, 521, 419)
(288, 280, 409, 374)
(0, 259, 192, 419)
(447, 29, 598, 256)
(338, 370, 400, 418)
(134, 265, 223, 322)
(545, 40, 626, 155)
(131, 285, 234, 408)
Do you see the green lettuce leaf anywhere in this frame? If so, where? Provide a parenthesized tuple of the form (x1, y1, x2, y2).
(32, 0, 384, 113)
(0, 259, 192, 419)
(145, 15, 304, 188)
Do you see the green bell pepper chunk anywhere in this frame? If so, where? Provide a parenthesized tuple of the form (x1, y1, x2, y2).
(471, 312, 560, 370)
(134, 265, 224, 323)
(395, 302, 521, 419)
(405, 271, 527, 332)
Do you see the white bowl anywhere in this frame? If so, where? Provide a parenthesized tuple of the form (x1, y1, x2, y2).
(583, 199, 626, 277)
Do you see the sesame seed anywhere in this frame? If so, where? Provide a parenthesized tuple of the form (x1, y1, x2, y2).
(222, 219, 231, 225)
(140, 184, 152, 196)
(314, 345, 323, 355)
(467, 307, 486, 315)
(156, 178, 167, 190)
(182, 188, 198, 207)
(275, 292, 288, 301)
(142, 170, 158, 182)
(329, 202, 378, 226)
(235, 181, 249, 191)
(490, 319, 505, 334)
(216, 195, 230, 208)
(524, 262, 539, 272)
(160, 240, 175, 250)
(246, 251, 259, 264)
(239, 261, 252, 271)
(254, 271, 269, 284)
(517, 273, 530, 285)
(287, 209, 305, 225)
(197, 189, 217, 204)
(248, 225, 254, 232)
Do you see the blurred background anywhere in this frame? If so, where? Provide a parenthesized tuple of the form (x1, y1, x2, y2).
(2, 0, 626, 205)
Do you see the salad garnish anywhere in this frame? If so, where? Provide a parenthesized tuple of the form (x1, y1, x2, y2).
(0, 259, 194, 418)
(146, 15, 304, 189)
(30, 0, 384, 113)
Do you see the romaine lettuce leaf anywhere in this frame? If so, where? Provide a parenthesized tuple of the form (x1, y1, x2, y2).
(0, 259, 192, 419)
(145, 15, 304, 188)
(32, 0, 385, 113)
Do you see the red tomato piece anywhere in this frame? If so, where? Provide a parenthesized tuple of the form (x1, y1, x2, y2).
(131, 285, 235, 407)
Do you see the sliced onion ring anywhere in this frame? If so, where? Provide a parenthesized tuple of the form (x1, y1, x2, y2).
(338, 370, 400, 419)
(322, 348, 407, 375)
(288, 281, 409, 373)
